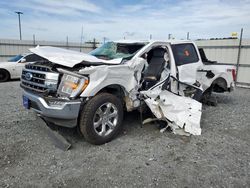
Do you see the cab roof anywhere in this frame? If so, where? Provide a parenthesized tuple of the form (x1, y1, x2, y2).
(113, 39, 193, 45)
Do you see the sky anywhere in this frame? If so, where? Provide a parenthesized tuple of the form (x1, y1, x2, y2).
(0, 0, 250, 43)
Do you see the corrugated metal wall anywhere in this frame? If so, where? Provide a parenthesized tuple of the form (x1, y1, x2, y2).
(0, 38, 96, 62)
(0, 38, 249, 86)
(195, 39, 250, 87)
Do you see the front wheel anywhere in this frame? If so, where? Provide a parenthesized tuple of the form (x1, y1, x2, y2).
(79, 93, 123, 145)
(0, 69, 10, 82)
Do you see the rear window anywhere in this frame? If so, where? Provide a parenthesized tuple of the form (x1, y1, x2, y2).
(171, 43, 199, 66)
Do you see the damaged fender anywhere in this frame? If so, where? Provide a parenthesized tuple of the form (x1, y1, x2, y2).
(79, 57, 146, 96)
(79, 57, 147, 111)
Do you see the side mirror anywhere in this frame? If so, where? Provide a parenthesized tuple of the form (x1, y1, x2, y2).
(20, 58, 26, 63)
(141, 53, 147, 59)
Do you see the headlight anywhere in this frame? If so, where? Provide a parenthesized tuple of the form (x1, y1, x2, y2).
(57, 74, 89, 98)
(43, 72, 59, 91)
(45, 80, 58, 90)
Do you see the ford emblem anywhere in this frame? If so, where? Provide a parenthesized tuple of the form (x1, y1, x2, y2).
(25, 72, 33, 81)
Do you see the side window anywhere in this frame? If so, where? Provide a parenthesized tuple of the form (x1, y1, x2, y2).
(171, 43, 199, 66)
(25, 54, 44, 62)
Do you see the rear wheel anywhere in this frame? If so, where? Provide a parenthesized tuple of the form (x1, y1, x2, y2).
(0, 69, 10, 82)
(202, 87, 217, 106)
(79, 93, 123, 145)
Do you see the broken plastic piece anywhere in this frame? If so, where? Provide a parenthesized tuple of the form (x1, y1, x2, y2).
(142, 118, 160, 125)
(38, 117, 71, 151)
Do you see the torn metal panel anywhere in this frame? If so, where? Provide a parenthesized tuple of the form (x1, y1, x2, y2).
(30, 46, 122, 68)
(142, 80, 202, 136)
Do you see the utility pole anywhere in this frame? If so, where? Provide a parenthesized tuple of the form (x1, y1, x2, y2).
(187, 32, 190, 40)
(80, 26, 83, 52)
(93, 38, 96, 49)
(33, 34, 36, 46)
(15, 11, 23, 40)
(236, 28, 243, 82)
(168, 34, 172, 40)
(150, 34, 152, 40)
(66, 36, 69, 49)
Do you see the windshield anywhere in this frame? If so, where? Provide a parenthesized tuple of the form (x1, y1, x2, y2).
(8, 54, 23, 62)
(89, 42, 145, 60)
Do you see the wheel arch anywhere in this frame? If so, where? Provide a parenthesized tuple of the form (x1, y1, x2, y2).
(77, 84, 126, 124)
(211, 77, 228, 93)
(96, 84, 126, 99)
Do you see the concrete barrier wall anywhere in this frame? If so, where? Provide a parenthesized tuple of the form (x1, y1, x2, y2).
(195, 39, 250, 87)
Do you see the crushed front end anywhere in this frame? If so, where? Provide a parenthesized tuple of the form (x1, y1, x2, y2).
(20, 62, 87, 128)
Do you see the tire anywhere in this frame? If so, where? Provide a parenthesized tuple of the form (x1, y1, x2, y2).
(0, 69, 10, 82)
(79, 93, 123, 145)
(202, 87, 218, 106)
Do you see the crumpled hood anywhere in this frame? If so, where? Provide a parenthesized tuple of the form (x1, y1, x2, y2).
(30, 46, 123, 68)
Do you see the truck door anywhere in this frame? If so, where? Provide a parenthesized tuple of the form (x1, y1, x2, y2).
(171, 43, 203, 85)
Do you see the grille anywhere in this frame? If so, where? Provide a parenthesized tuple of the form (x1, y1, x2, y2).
(25, 64, 52, 72)
(21, 64, 59, 93)
(22, 70, 45, 84)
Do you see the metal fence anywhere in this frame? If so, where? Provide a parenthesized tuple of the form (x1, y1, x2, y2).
(0, 38, 96, 62)
(195, 39, 250, 87)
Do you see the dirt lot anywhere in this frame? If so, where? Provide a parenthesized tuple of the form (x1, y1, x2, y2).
(0, 81, 249, 188)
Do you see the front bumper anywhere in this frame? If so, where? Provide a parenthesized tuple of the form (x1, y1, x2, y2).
(23, 91, 81, 128)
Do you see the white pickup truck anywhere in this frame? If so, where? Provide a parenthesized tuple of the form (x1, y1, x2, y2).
(20, 40, 236, 144)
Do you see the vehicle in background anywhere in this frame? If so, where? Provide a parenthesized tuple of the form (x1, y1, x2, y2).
(0, 53, 44, 82)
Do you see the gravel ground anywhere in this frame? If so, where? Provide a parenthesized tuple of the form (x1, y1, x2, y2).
(0, 81, 249, 188)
